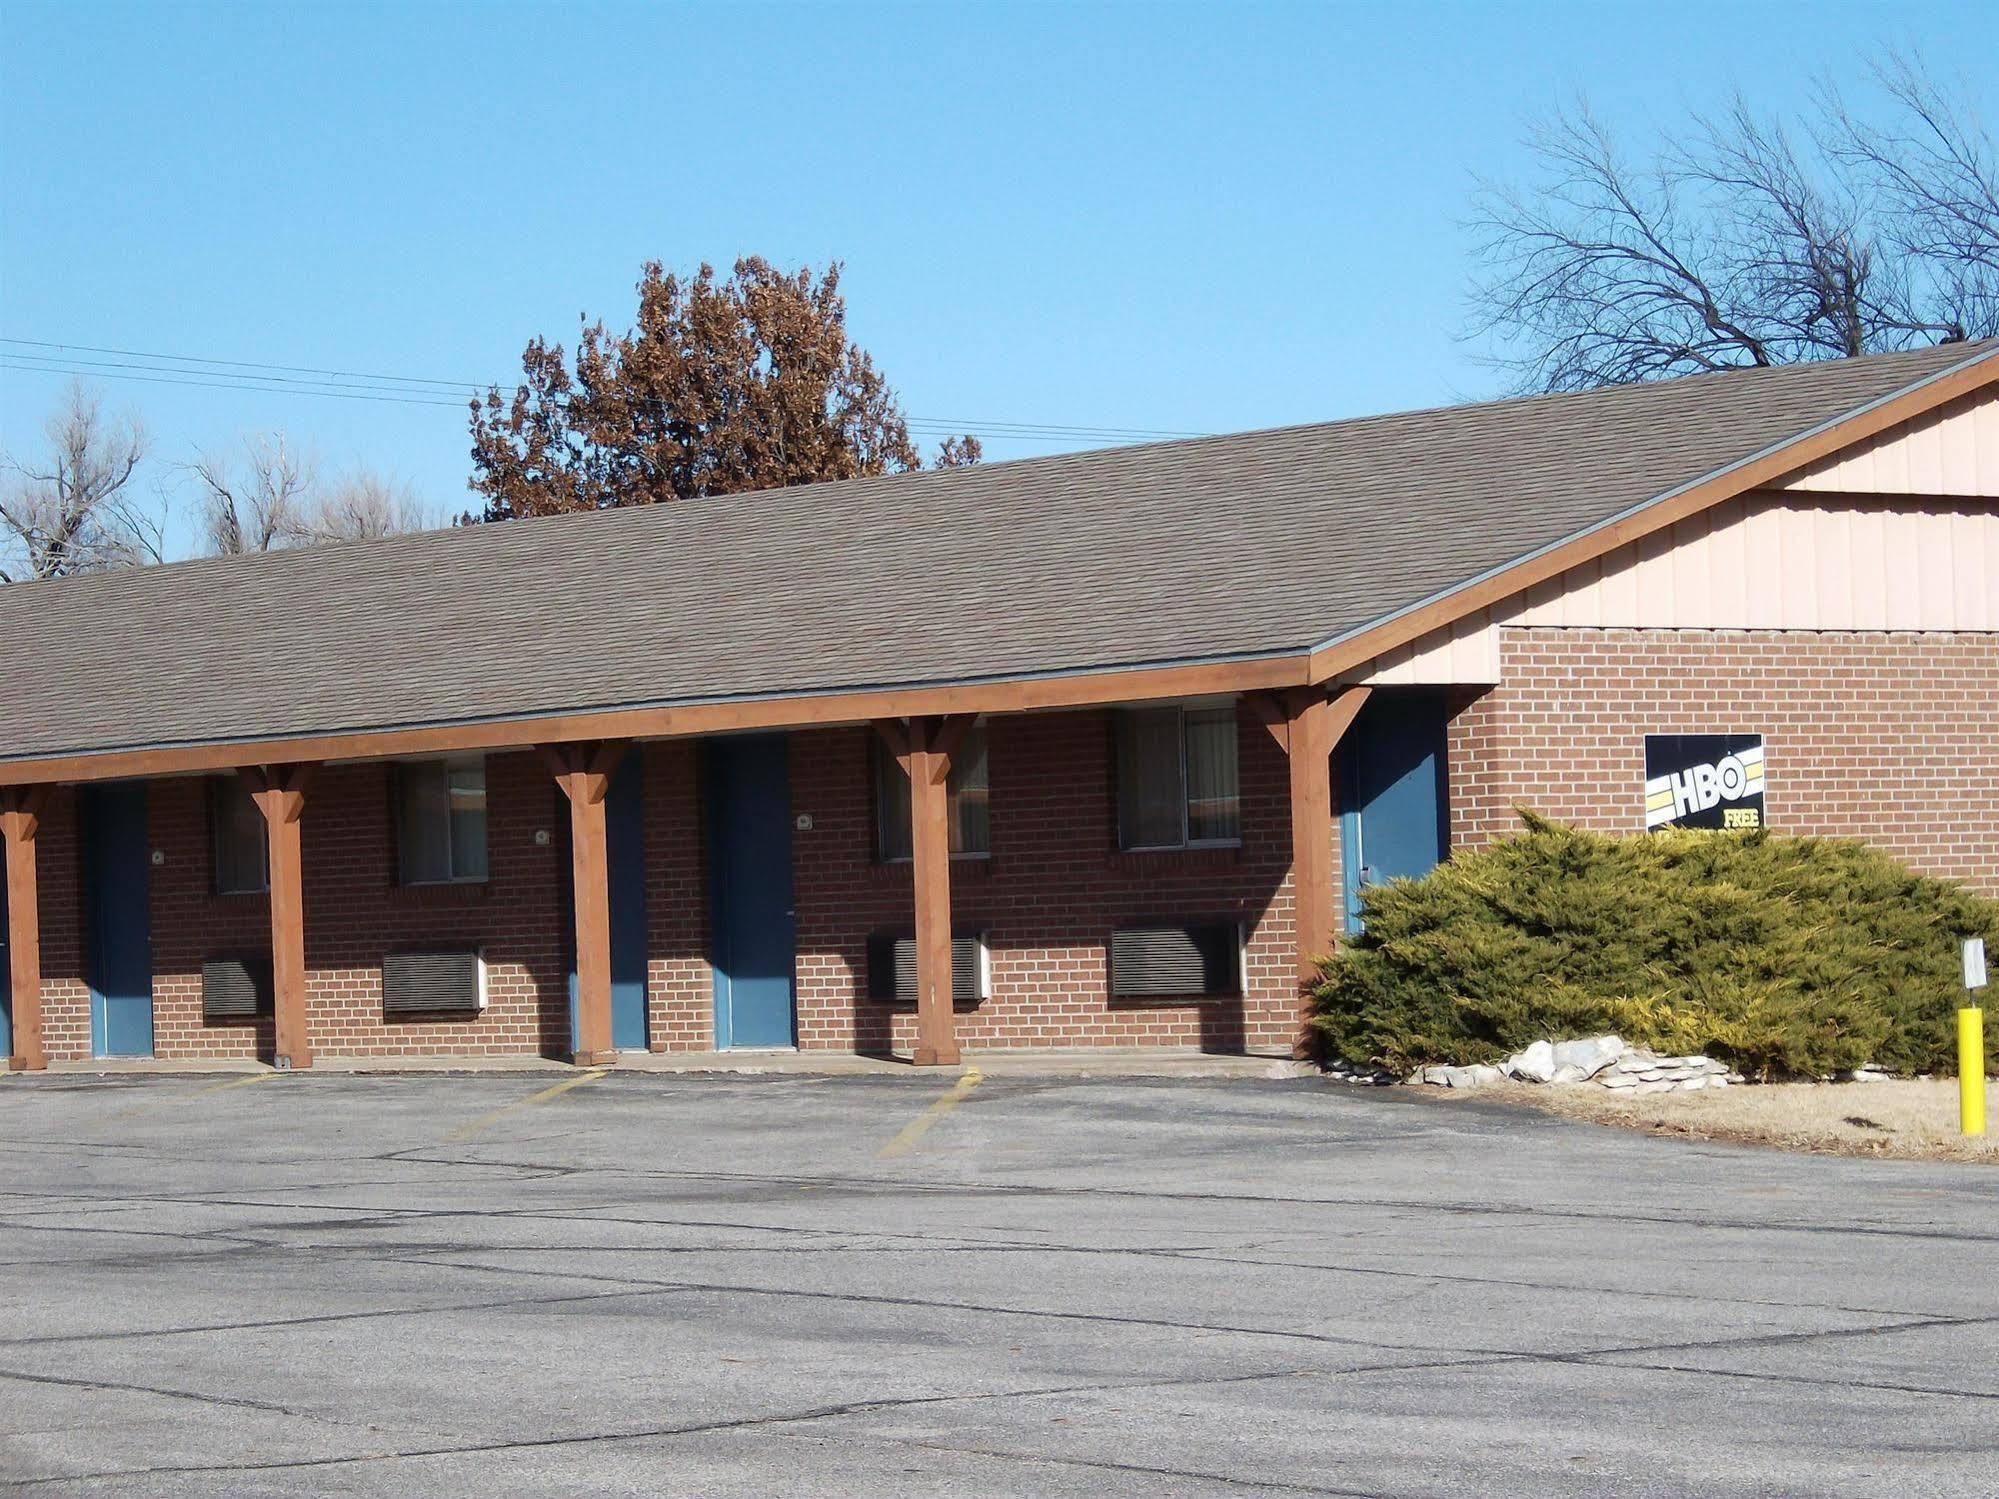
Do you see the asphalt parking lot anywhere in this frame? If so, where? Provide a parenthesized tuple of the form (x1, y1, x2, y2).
(0, 1069, 1994, 1497)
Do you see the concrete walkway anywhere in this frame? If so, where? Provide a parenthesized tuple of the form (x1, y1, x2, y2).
(36, 1046, 1301, 1080)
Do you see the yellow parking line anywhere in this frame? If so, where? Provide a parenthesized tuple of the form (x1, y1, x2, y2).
(878, 1068, 983, 1159)
(443, 1069, 607, 1143)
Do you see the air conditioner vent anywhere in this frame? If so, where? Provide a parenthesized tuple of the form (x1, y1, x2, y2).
(866, 932, 989, 1007)
(202, 956, 272, 1020)
(382, 949, 487, 1015)
(1110, 923, 1242, 998)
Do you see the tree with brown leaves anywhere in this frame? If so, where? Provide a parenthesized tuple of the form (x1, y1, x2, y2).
(469, 258, 977, 520)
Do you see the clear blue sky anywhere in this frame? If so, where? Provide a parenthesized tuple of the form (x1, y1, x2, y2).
(3, 1, 1992, 555)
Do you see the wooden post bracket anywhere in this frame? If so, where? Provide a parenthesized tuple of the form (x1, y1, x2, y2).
(244, 763, 319, 1070)
(544, 741, 629, 1066)
(1248, 686, 1372, 1057)
(871, 716, 975, 1066)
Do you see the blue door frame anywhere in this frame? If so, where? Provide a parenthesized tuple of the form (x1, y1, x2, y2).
(706, 734, 797, 1050)
(1340, 691, 1451, 933)
(569, 753, 650, 1053)
(82, 781, 155, 1057)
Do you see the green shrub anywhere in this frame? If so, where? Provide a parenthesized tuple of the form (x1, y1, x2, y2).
(1311, 813, 1997, 1079)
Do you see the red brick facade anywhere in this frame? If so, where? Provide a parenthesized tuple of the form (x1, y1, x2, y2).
(10, 629, 1997, 1063)
(787, 711, 1300, 1054)
(1448, 629, 1999, 895)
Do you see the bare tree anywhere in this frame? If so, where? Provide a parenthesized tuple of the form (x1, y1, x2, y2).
(0, 381, 160, 583)
(186, 432, 315, 555)
(188, 439, 436, 553)
(308, 469, 435, 542)
(1828, 57, 1999, 344)
(1468, 61, 1998, 392)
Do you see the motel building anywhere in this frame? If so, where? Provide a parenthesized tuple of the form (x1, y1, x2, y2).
(3, 342, 1998, 1073)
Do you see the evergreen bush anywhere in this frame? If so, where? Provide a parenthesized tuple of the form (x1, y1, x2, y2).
(1311, 813, 1998, 1079)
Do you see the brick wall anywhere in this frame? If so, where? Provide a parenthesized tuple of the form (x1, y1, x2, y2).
(788, 706, 1307, 1054)
(296, 753, 570, 1057)
(1451, 628, 1999, 894)
(26, 753, 572, 1063)
(150, 778, 272, 1061)
(641, 740, 712, 1052)
(16, 789, 89, 1061)
(29, 631, 1984, 1065)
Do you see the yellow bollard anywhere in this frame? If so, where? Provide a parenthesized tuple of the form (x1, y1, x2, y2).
(1961, 1008, 1986, 1138)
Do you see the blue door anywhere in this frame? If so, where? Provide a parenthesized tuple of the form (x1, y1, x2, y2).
(83, 782, 154, 1057)
(1340, 692, 1450, 932)
(706, 735, 796, 1049)
(568, 754, 650, 1053)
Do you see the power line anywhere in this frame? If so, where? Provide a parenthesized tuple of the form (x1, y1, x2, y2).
(0, 336, 1211, 444)
(0, 360, 469, 410)
(0, 336, 479, 393)
(0, 352, 473, 407)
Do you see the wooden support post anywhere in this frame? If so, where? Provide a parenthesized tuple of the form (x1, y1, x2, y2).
(245, 764, 317, 1070)
(545, 741, 627, 1067)
(2, 787, 49, 1072)
(874, 715, 975, 1067)
(1253, 686, 1370, 1055)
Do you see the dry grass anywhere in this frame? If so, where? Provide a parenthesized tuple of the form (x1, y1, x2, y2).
(1479, 1077, 1999, 1162)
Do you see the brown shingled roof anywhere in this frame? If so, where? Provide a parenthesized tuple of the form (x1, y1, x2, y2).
(4, 339, 1996, 767)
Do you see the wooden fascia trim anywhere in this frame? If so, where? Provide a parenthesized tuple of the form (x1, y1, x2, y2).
(3, 653, 1312, 789)
(1305, 348, 1999, 684)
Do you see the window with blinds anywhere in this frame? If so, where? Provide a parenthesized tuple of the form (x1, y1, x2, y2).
(1115, 702, 1240, 850)
(395, 755, 489, 885)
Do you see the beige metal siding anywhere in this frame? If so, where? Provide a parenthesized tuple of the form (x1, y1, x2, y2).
(1778, 388, 1999, 495)
(1358, 489, 1999, 684)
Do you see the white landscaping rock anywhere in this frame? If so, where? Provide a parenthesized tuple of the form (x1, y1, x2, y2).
(1590, 1046, 1733, 1092)
(1550, 1035, 1625, 1079)
(1506, 1040, 1558, 1083)
(1420, 1036, 1737, 1093)
(1416, 1063, 1505, 1089)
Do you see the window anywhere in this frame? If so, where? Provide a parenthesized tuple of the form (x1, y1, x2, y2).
(1117, 701, 1240, 850)
(396, 755, 489, 884)
(211, 777, 268, 894)
(875, 724, 990, 861)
